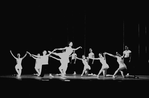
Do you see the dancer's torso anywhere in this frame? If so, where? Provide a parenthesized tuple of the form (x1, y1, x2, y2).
(117, 57, 126, 68)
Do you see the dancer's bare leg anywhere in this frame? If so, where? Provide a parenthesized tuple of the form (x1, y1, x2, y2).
(120, 71, 125, 78)
(15, 66, 21, 77)
(113, 69, 119, 78)
(38, 66, 42, 76)
(81, 68, 86, 76)
(97, 69, 103, 77)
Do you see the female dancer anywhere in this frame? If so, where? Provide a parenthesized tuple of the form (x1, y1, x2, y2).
(105, 52, 127, 78)
(93, 53, 109, 77)
(51, 42, 82, 76)
(27, 52, 42, 76)
(10, 50, 27, 77)
(76, 55, 91, 76)
(49, 52, 69, 77)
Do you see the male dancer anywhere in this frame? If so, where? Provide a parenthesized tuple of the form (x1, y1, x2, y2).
(87, 48, 95, 64)
(10, 50, 27, 77)
(123, 46, 131, 76)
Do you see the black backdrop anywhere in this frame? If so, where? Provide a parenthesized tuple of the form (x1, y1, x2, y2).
(1, 3, 149, 76)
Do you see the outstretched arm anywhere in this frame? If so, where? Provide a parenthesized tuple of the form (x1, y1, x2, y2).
(22, 52, 27, 59)
(27, 51, 38, 59)
(76, 57, 82, 60)
(54, 47, 66, 51)
(10, 50, 17, 59)
(49, 55, 60, 61)
(93, 58, 99, 60)
(73, 46, 82, 51)
(105, 52, 116, 58)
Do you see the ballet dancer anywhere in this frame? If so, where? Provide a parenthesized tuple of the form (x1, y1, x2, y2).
(76, 55, 91, 76)
(105, 52, 127, 78)
(70, 50, 77, 64)
(27, 50, 53, 76)
(51, 42, 82, 76)
(87, 48, 95, 64)
(49, 52, 69, 77)
(27, 52, 42, 76)
(93, 53, 109, 77)
(10, 50, 27, 77)
(123, 46, 131, 76)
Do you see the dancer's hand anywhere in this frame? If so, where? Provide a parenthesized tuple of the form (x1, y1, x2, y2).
(27, 51, 31, 56)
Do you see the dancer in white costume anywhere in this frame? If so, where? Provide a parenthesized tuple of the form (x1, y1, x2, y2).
(27, 50, 53, 76)
(50, 52, 69, 76)
(51, 42, 82, 76)
(87, 48, 95, 64)
(10, 50, 27, 77)
(76, 55, 91, 76)
(27, 52, 42, 76)
(94, 53, 109, 77)
(105, 52, 127, 78)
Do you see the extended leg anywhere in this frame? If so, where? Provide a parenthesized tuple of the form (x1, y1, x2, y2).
(113, 68, 119, 78)
(97, 68, 103, 77)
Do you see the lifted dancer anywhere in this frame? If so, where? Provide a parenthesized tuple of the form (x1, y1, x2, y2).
(105, 52, 127, 78)
(93, 53, 109, 77)
(10, 50, 27, 77)
(76, 55, 91, 76)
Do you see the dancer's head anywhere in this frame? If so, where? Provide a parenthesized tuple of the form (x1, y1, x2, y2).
(68, 42, 73, 47)
(98, 53, 102, 58)
(125, 46, 129, 50)
(116, 52, 121, 56)
(43, 50, 47, 55)
(17, 53, 20, 58)
(37, 53, 40, 56)
(82, 55, 85, 59)
(89, 48, 92, 52)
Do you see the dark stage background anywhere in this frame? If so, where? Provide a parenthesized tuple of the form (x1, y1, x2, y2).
(1, 3, 149, 76)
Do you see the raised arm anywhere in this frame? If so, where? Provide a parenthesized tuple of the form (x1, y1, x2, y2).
(27, 51, 38, 59)
(10, 50, 17, 59)
(22, 52, 27, 59)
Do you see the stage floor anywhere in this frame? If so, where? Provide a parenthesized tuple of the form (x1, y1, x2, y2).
(0, 74, 149, 81)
